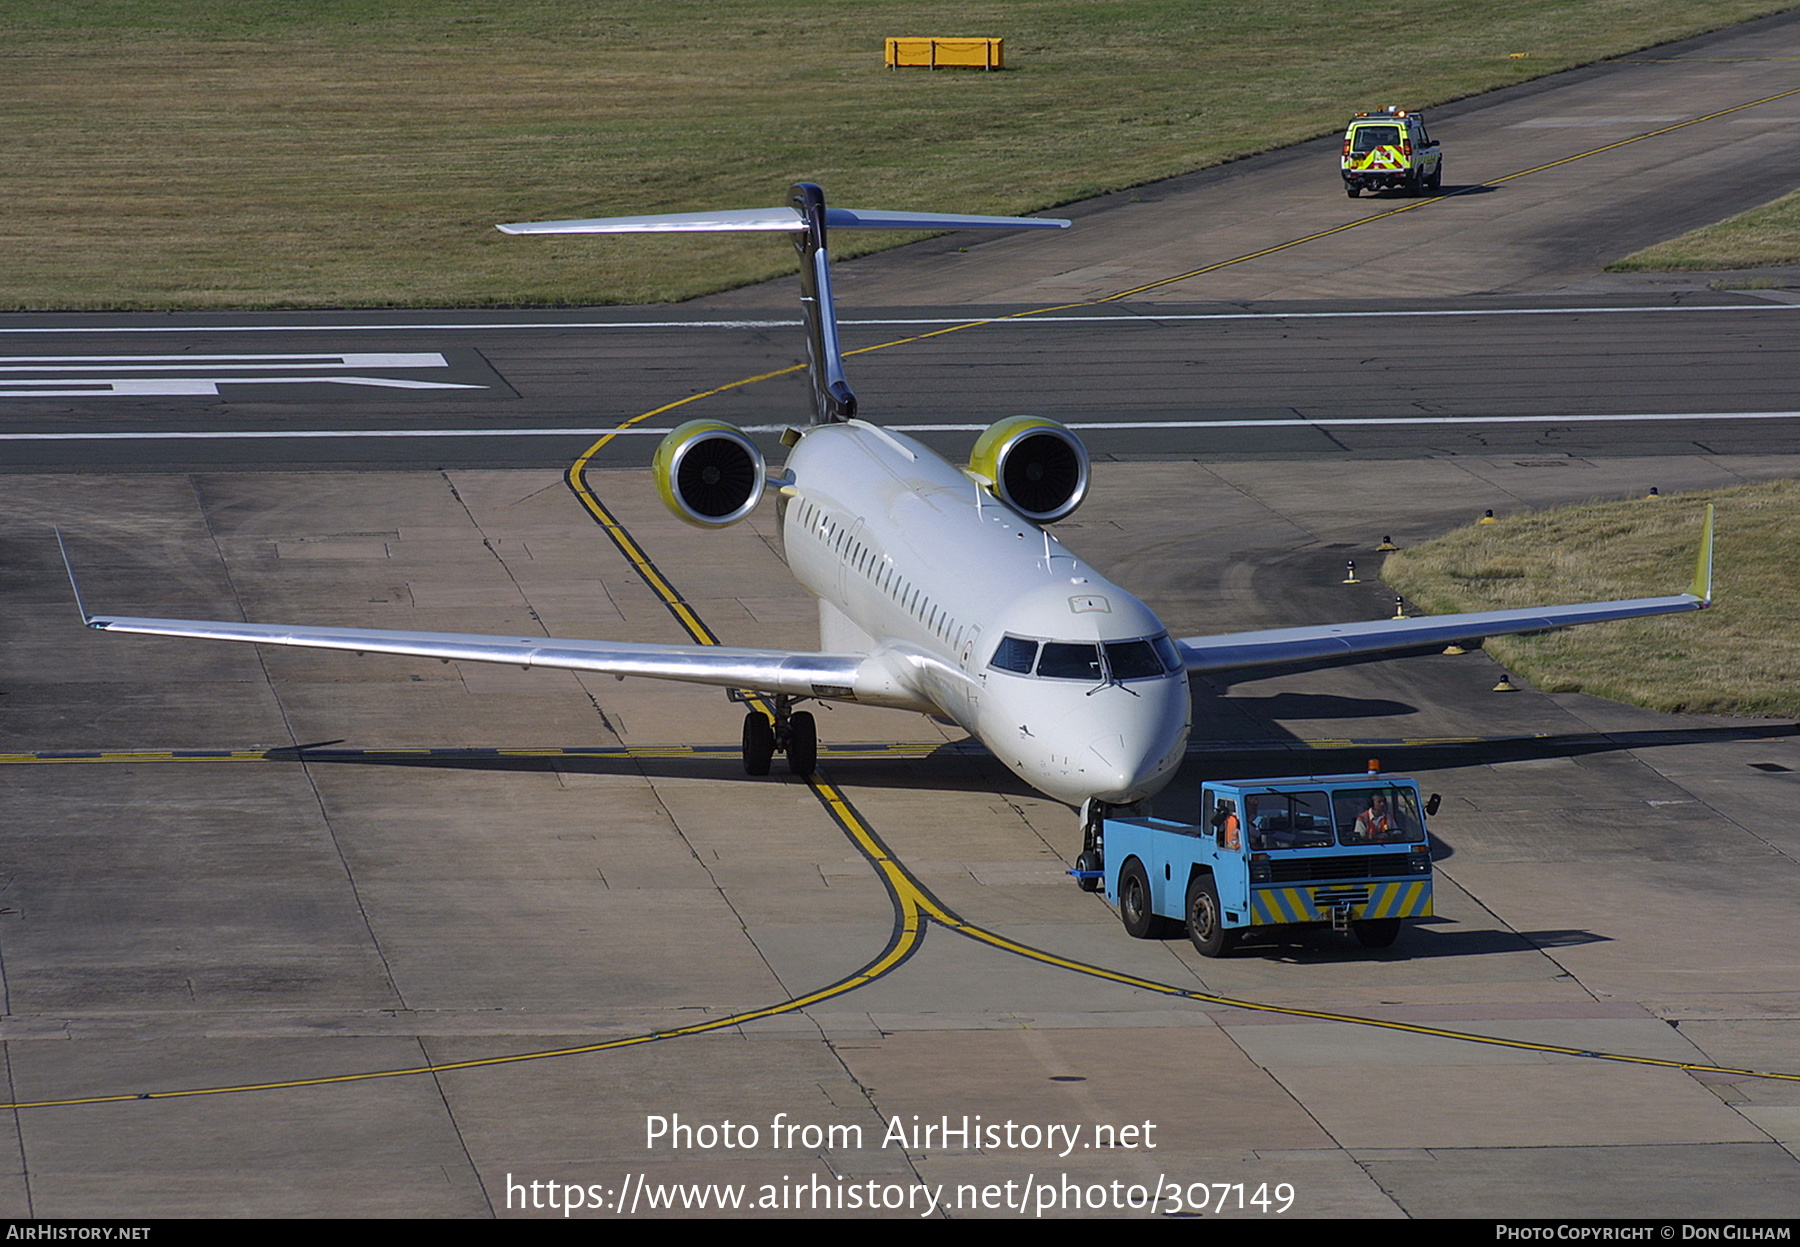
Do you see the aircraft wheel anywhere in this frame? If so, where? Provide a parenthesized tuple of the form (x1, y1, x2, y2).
(1119, 860, 1160, 939)
(1353, 918, 1402, 949)
(742, 711, 774, 776)
(786, 710, 817, 777)
(1186, 875, 1237, 957)
(1074, 849, 1102, 892)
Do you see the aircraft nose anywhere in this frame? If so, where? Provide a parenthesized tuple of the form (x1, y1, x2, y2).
(1086, 720, 1183, 804)
(979, 668, 1189, 807)
(1085, 735, 1138, 800)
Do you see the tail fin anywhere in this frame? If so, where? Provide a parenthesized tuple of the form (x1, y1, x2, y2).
(789, 183, 856, 422)
(499, 183, 1069, 425)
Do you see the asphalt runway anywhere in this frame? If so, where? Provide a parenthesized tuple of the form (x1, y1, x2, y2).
(5, 298, 1800, 470)
(5, 11, 1800, 1223)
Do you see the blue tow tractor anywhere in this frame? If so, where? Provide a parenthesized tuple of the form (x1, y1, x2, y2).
(1100, 767, 1439, 955)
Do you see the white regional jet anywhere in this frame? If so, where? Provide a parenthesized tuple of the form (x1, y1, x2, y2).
(68, 183, 1714, 884)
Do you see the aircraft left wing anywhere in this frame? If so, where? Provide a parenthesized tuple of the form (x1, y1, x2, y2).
(1177, 592, 1706, 673)
(1179, 504, 1714, 674)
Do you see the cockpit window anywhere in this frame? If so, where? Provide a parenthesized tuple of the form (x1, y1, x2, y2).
(1151, 633, 1183, 673)
(988, 635, 1039, 674)
(1103, 639, 1166, 681)
(990, 632, 1182, 681)
(1037, 642, 1103, 680)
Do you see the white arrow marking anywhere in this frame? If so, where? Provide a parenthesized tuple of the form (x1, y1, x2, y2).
(0, 353, 452, 369)
(0, 352, 481, 395)
(0, 376, 483, 397)
(0, 352, 453, 367)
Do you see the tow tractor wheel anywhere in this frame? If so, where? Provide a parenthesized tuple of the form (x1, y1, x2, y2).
(1185, 874, 1237, 957)
(1353, 918, 1402, 949)
(742, 711, 775, 775)
(1119, 860, 1179, 939)
(785, 710, 817, 777)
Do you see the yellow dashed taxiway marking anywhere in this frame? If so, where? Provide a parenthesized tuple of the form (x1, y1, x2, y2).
(14, 87, 1800, 1109)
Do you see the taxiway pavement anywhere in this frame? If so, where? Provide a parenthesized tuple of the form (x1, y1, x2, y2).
(4, 8, 1800, 1221)
(6, 455, 1800, 1217)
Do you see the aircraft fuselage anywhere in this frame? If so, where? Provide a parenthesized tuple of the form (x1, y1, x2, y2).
(781, 420, 1192, 807)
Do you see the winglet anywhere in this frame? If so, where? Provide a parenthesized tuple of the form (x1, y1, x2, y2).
(1689, 503, 1715, 605)
(54, 527, 99, 627)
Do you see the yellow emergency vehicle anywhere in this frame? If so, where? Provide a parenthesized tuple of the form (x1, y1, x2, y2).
(1342, 107, 1443, 197)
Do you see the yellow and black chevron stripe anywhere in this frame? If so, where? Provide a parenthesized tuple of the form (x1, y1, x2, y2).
(1250, 879, 1433, 926)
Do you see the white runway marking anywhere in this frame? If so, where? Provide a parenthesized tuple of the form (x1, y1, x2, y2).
(0, 303, 1796, 336)
(0, 353, 454, 368)
(5, 410, 1800, 440)
(0, 377, 484, 397)
(0, 352, 482, 396)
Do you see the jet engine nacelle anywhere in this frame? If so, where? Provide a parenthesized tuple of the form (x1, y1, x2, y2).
(967, 415, 1090, 524)
(652, 419, 767, 528)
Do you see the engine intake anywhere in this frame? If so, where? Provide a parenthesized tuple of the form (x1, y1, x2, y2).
(652, 420, 767, 528)
(968, 415, 1090, 524)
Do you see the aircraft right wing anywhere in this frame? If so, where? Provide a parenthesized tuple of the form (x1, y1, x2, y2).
(1178, 504, 1714, 675)
(77, 610, 869, 700)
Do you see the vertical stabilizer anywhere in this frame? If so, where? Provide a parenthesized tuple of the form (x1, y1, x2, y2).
(789, 183, 856, 424)
(497, 189, 1068, 428)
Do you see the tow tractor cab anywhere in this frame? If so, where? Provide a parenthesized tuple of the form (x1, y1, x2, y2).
(1102, 768, 1438, 956)
(1341, 107, 1442, 197)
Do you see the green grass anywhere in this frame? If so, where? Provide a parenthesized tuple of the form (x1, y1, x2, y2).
(1, 1, 1790, 308)
(1608, 185, 1800, 271)
(1381, 482, 1800, 716)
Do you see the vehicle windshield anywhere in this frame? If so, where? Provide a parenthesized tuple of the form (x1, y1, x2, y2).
(1245, 791, 1336, 850)
(1333, 786, 1427, 846)
(1352, 125, 1401, 153)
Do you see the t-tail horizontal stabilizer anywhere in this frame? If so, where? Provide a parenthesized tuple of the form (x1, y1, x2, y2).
(499, 182, 1070, 425)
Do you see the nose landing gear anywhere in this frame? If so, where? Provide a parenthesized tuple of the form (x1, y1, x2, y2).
(739, 694, 818, 777)
(1073, 796, 1150, 891)
(1071, 796, 1108, 891)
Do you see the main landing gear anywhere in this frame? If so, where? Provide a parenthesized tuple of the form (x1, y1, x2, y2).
(740, 694, 817, 778)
